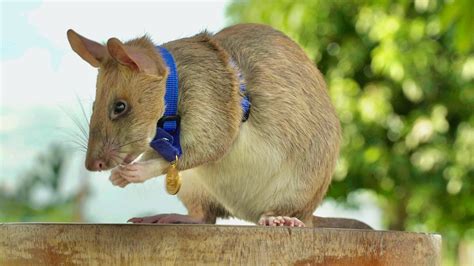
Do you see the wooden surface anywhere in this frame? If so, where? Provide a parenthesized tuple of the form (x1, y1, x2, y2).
(0, 223, 441, 265)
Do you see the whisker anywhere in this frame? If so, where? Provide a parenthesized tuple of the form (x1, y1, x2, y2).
(116, 137, 148, 149)
(57, 131, 87, 147)
(110, 153, 123, 161)
(104, 124, 109, 145)
(65, 140, 87, 150)
(112, 150, 129, 155)
(109, 154, 126, 167)
(69, 110, 88, 140)
(110, 129, 119, 149)
(74, 92, 90, 127)
(110, 156, 121, 166)
(54, 109, 89, 147)
(59, 137, 87, 152)
(58, 129, 88, 145)
(59, 140, 87, 152)
(59, 105, 89, 141)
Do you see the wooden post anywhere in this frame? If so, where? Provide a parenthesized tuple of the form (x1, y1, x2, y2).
(0, 223, 441, 265)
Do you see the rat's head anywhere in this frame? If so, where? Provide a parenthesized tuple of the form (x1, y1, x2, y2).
(67, 30, 168, 171)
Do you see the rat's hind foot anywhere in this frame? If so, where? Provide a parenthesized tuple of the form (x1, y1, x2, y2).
(128, 213, 205, 224)
(258, 215, 305, 227)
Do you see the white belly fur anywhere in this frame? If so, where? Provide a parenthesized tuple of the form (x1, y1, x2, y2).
(185, 122, 307, 223)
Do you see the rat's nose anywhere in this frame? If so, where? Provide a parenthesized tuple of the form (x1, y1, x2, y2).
(86, 159, 106, 171)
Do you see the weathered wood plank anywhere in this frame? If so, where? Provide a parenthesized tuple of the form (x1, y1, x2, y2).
(0, 223, 441, 265)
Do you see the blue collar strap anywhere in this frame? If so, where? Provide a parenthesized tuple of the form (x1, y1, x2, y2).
(230, 60, 251, 122)
(150, 46, 251, 162)
(150, 46, 181, 162)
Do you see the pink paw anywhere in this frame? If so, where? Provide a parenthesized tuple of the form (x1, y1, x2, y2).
(258, 216, 305, 227)
(109, 168, 130, 188)
(119, 162, 154, 183)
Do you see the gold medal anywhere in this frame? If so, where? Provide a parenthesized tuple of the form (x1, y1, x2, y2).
(165, 156, 181, 195)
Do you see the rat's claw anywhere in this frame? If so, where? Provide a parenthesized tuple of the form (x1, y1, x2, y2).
(120, 163, 138, 172)
(258, 215, 305, 227)
(118, 161, 157, 183)
(117, 179, 130, 187)
(128, 217, 144, 223)
(111, 176, 130, 187)
(119, 170, 146, 183)
(281, 216, 305, 227)
(258, 216, 277, 226)
(109, 168, 130, 188)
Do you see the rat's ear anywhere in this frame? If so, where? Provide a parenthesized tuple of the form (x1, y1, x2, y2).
(107, 38, 159, 75)
(67, 29, 106, 68)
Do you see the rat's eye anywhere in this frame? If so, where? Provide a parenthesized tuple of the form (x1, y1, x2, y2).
(111, 100, 128, 119)
(114, 101, 127, 114)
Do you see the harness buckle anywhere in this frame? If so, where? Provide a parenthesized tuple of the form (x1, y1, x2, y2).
(157, 115, 181, 134)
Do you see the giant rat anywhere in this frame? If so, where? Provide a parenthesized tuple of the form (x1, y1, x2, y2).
(67, 24, 362, 228)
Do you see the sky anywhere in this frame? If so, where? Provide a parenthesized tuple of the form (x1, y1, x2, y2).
(1, 0, 381, 227)
(2, 0, 232, 108)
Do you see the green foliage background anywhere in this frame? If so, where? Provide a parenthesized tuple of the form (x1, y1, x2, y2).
(228, 0, 473, 263)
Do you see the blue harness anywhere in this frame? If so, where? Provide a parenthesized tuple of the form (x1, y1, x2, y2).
(150, 46, 250, 162)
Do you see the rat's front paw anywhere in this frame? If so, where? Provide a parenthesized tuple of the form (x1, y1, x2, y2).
(118, 159, 166, 184)
(109, 168, 130, 188)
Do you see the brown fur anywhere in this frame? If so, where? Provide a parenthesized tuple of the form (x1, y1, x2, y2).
(212, 24, 340, 226)
(163, 33, 243, 170)
(68, 24, 343, 227)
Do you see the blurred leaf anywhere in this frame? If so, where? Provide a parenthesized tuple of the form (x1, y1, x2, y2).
(229, 0, 474, 264)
